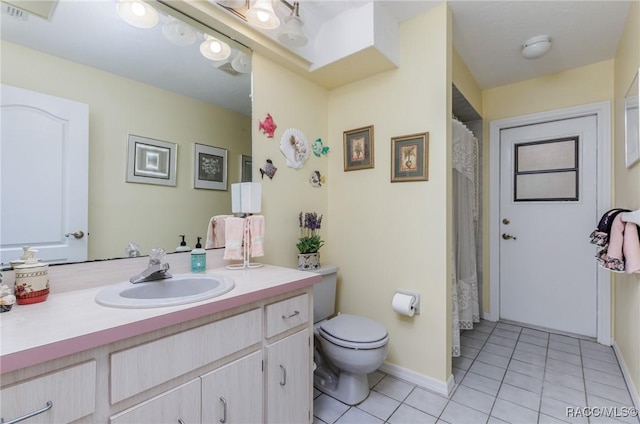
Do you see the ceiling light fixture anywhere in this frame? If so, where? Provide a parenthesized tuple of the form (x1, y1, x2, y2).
(116, 0, 159, 29)
(521, 35, 551, 60)
(200, 34, 232, 61)
(247, 0, 280, 30)
(277, 1, 307, 47)
(162, 17, 197, 46)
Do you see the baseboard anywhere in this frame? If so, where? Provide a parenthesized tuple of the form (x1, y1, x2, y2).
(379, 362, 455, 398)
(612, 341, 640, 410)
(482, 312, 497, 322)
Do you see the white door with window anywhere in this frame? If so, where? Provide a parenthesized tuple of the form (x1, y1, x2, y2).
(1, 85, 89, 266)
(498, 115, 598, 337)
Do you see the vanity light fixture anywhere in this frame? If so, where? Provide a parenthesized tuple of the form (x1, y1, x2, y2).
(162, 17, 197, 46)
(200, 34, 232, 61)
(521, 35, 552, 60)
(277, 1, 307, 47)
(231, 51, 252, 74)
(116, 0, 159, 29)
(247, 0, 280, 30)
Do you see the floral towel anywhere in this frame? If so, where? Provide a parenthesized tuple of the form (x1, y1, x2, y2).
(223, 217, 245, 261)
(248, 215, 265, 258)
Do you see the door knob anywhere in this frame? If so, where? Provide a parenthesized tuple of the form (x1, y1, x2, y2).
(65, 230, 85, 239)
(502, 233, 517, 240)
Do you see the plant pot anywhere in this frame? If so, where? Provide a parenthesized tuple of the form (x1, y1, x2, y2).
(298, 252, 320, 270)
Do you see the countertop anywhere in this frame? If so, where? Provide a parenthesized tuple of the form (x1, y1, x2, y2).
(0, 265, 321, 373)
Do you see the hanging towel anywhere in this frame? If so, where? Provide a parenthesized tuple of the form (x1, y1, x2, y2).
(223, 217, 245, 261)
(247, 215, 265, 258)
(597, 214, 625, 272)
(624, 222, 640, 273)
(205, 215, 232, 249)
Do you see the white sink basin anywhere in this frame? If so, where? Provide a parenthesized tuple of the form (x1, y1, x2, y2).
(95, 274, 235, 308)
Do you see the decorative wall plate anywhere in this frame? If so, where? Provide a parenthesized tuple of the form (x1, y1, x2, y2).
(280, 128, 310, 169)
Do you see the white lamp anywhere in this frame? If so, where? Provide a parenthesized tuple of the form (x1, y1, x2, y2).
(162, 17, 197, 46)
(200, 34, 232, 61)
(247, 0, 280, 30)
(278, 3, 307, 48)
(231, 51, 252, 74)
(231, 182, 262, 214)
(521, 35, 551, 60)
(116, 0, 159, 29)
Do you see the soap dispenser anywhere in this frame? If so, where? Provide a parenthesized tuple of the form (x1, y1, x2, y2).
(175, 235, 191, 252)
(191, 237, 206, 273)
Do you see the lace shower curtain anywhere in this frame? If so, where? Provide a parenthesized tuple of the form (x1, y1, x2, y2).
(451, 119, 480, 357)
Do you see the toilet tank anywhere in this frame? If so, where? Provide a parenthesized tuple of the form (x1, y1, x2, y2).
(312, 265, 339, 323)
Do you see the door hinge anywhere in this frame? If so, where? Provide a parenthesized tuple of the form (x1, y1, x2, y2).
(262, 359, 264, 372)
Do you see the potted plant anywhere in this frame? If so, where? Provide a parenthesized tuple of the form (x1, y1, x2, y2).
(297, 212, 324, 270)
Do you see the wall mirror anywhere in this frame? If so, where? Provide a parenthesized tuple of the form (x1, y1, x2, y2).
(625, 69, 639, 168)
(1, 0, 252, 267)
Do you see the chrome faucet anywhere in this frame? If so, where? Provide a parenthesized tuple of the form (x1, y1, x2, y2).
(130, 248, 172, 284)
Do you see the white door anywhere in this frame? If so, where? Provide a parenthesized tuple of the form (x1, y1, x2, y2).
(499, 115, 598, 337)
(1, 85, 88, 266)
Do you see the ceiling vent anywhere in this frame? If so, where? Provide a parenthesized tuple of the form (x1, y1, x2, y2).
(2, 1, 57, 20)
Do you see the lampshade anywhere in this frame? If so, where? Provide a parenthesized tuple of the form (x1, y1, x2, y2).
(521, 35, 551, 60)
(231, 182, 262, 213)
(231, 51, 252, 74)
(200, 34, 232, 61)
(116, 0, 159, 29)
(247, 0, 280, 30)
(162, 17, 197, 46)
(278, 15, 307, 47)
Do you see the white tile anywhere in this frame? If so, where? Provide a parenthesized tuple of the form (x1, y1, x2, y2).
(522, 328, 550, 341)
(466, 330, 491, 342)
(549, 340, 581, 356)
(335, 407, 383, 424)
(452, 367, 467, 384)
(461, 335, 486, 350)
(582, 357, 623, 375)
(515, 341, 548, 356)
(460, 346, 480, 360)
(388, 404, 438, 424)
(492, 328, 520, 340)
(585, 380, 634, 405)
(544, 369, 585, 392)
(453, 356, 474, 371)
(503, 370, 543, 394)
(519, 334, 549, 347)
(469, 361, 507, 381)
(580, 340, 614, 354)
(404, 387, 449, 417)
(583, 367, 627, 389)
(496, 322, 523, 333)
(461, 372, 501, 396)
(440, 400, 489, 424)
(549, 334, 580, 346)
(586, 394, 639, 424)
(498, 383, 541, 411)
(451, 385, 496, 414)
(547, 348, 582, 366)
(487, 417, 510, 424)
(314, 394, 350, 424)
(368, 371, 385, 388)
(543, 382, 587, 405)
(358, 390, 400, 421)
(488, 335, 518, 349)
(581, 348, 619, 365)
(540, 396, 588, 424)
(373, 376, 414, 402)
(482, 343, 514, 358)
(538, 413, 571, 424)
(546, 358, 583, 378)
(508, 359, 545, 379)
(512, 349, 547, 367)
(491, 398, 538, 424)
(314, 416, 329, 424)
(476, 351, 511, 369)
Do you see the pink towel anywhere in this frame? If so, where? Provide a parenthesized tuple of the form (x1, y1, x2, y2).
(223, 217, 245, 261)
(624, 223, 640, 273)
(205, 215, 232, 249)
(248, 215, 265, 258)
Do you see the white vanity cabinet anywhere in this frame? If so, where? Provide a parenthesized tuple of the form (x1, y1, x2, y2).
(264, 294, 313, 424)
(201, 351, 263, 423)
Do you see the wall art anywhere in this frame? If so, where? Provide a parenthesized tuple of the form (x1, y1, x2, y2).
(126, 134, 177, 186)
(280, 128, 310, 169)
(343, 125, 374, 171)
(194, 143, 227, 190)
(391, 132, 429, 182)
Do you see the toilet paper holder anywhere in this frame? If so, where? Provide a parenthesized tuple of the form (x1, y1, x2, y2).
(394, 290, 420, 315)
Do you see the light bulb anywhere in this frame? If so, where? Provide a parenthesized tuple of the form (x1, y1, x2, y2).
(257, 11, 269, 23)
(210, 41, 222, 54)
(131, 1, 146, 16)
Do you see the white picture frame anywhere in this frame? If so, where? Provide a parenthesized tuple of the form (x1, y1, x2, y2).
(194, 143, 227, 190)
(126, 134, 177, 186)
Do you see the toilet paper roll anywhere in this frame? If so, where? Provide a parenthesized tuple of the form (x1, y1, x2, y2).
(392, 293, 416, 317)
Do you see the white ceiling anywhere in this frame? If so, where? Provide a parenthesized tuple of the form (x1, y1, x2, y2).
(1, 0, 632, 115)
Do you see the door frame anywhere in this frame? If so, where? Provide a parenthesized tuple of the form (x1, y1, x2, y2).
(488, 101, 612, 345)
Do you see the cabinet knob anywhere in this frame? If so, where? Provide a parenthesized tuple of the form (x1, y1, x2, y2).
(219, 397, 227, 423)
(279, 364, 287, 386)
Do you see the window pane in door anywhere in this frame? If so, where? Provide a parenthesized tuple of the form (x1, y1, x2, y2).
(515, 171, 577, 201)
(517, 139, 576, 172)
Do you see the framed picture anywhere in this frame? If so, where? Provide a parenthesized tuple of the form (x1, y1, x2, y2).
(126, 134, 177, 186)
(240, 154, 252, 182)
(194, 143, 227, 190)
(343, 125, 374, 171)
(391, 132, 429, 182)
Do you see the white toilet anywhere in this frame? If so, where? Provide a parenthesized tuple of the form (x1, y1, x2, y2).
(312, 265, 389, 405)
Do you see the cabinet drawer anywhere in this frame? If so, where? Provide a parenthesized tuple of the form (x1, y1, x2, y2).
(110, 379, 201, 424)
(0, 360, 96, 424)
(265, 294, 309, 338)
(111, 308, 261, 403)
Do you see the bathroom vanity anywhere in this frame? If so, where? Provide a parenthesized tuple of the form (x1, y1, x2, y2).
(0, 263, 320, 423)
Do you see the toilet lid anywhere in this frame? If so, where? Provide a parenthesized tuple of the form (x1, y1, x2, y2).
(319, 314, 388, 345)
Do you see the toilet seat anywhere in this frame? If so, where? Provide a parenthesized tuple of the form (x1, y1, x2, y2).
(319, 314, 388, 350)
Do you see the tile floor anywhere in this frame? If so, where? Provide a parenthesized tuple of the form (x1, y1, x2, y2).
(313, 320, 639, 424)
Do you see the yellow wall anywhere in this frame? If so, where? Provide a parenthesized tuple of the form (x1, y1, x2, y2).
(326, 4, 452, 382)
(452, 47, 483, 117)
(613, 0, 640, 401)
(2, 41, 251, 260)
(250, 54, 329, 268)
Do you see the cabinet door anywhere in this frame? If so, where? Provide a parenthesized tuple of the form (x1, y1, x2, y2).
(201, 351, 263, 424)
(109, 379, 200, 424)
(266, 329, 311, 424)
